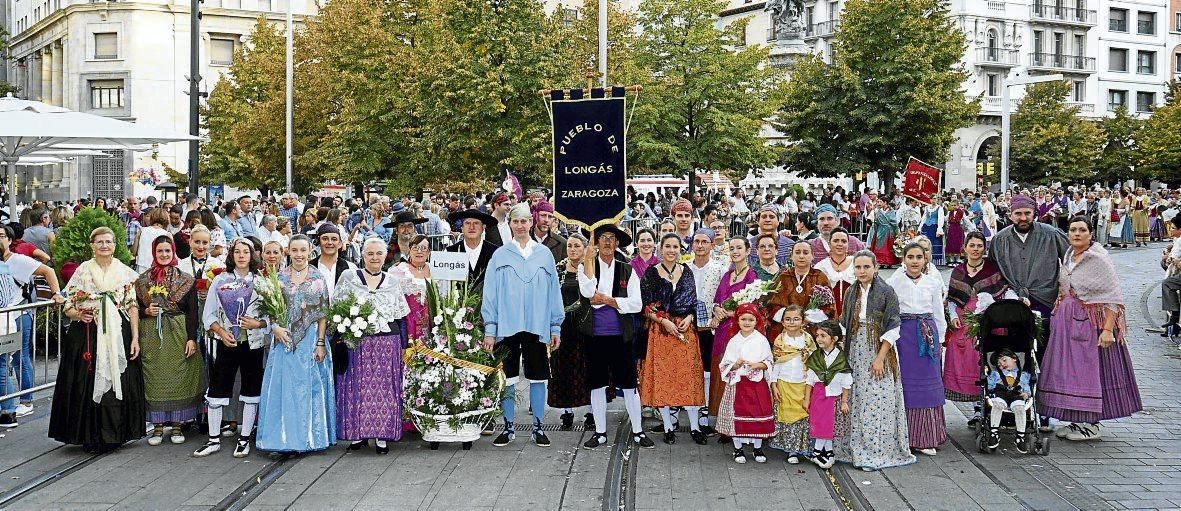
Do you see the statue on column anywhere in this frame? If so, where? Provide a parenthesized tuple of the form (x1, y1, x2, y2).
(766, 0, 806, 41)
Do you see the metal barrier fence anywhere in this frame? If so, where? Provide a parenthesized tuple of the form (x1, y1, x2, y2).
(0, 299, 64, 404)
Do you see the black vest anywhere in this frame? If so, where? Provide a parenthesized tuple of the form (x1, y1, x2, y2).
(577, 256, 635, 343)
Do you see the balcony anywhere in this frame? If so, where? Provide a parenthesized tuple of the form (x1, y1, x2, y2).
(814, 20, 840, 38)
(1029, 52, 1096, 73)
(987, 1, 1006, 12)
(1029, 4, 1097, 26)
(981, 96, 1003, 111)
(976, 47, 1020, 67)
(1066, 101, 1095, 113)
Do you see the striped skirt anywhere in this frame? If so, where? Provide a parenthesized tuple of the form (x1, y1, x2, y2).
(905, 407, 948, 449)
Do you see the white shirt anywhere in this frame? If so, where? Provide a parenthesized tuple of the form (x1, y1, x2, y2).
(135, 225, 172, 272)
(720, 330, 772, 384)
(576, 257, 642, 314)
(177, 254, 224, 279)
(885, 270, 948, 344)
(771, 332, 809, 383)
(464, 240, 483, 269)
(1167, 237, 1181, 276)
(854, 281, 901, 345)
(1, 252, 40, 287)
(805, 348, 854, 397)
(510, 238, 539, 260)
(317, 257, 356, 298)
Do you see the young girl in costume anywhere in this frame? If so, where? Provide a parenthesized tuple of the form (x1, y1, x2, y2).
(769, 305, 815, 464)
(805, 320, 852, 469)
(717, 303, 775, 464)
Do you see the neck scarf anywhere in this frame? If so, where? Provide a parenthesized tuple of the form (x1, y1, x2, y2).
(148, 237, 178, 284)
(805, 347, 850, 387)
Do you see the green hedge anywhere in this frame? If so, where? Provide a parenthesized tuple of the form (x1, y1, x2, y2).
(51, 207, 133, 272)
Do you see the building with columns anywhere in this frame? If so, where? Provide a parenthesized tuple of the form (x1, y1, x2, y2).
(4, 0, 317, 204)
(720, 0, 1181, 192)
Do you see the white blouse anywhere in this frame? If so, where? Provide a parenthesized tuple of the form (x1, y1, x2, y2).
(815, 257, 855, 286)
(805, 348, 854, 397)
(885, 270, 947, 344)
(770, 332, 809, 384)
(720, 330, 773, 384)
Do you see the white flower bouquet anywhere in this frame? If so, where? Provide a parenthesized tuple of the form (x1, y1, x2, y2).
(722, 279, 778, 311)
(326, 294, 379, 349)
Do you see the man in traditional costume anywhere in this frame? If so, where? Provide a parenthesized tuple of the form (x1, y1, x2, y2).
(446, 209, 500, 292)
(810, 204, 865, 264)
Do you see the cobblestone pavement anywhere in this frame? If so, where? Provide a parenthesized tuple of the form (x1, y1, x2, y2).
(0, 243, 1177, 510)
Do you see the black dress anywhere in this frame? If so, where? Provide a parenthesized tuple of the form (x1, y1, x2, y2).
(49, 315, 146, 447)
(547, 263, 593, 409)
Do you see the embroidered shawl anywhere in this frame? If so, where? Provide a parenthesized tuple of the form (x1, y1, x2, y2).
(64, 259, 138, 403)
(947, 259, 1007, 308)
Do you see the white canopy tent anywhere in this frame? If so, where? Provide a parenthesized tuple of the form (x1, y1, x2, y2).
(0, 94, 199, 216)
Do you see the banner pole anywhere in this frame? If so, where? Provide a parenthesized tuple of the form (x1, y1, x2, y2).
(598, 0, 608, 88)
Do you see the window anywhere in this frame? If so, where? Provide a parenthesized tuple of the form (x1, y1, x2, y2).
(1033, 30, 1044, 54)
(1137, 11, 1155, 35)
(986, 73, 999, 97)
(1072, 80, 1085, 102)
(1176, 12, 1181, 32)
(1109, 48, 1128, 72)
(1108, 89, 1127, 111)
(89, 80, 124, 109)
(257, 0, 270, 10)
(1176, 52, 1181, 73)
(1109, 8, 1128, 32)
(1136, 91, 1155, 112)
(94, 32, 117, 59)
(828, 0, 838, 20)
(1137, 50, 1155, 74)
(211, 38, 235, 66)
(1073, 34, 1084, 56)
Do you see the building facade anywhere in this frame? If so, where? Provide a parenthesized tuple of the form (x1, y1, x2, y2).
(4, 0, 316, 203)
(720, 0, 1181, 192)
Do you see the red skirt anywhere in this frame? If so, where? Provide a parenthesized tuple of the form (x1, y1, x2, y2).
(717, 376, 775, 438)
(872, 235, 898, 265)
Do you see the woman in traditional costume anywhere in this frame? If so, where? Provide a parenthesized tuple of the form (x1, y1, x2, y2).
(256, 235, 336, 453)
(751, 234, 782, 281)
(768, 242, 835, 340)
(815, 228, 856, 315)
(1039, 216, 1142, 442)
(834, 250, 915, 471)
(334, 237, 410, 454)
(920, 198, 945, 266)
(136, 235, 203, 446)
(1131, 188, 1150, 247)
(551, 234, 597, 431)
(887, 242, 948, 456)
(707, 238, 758, 431)
(629, 229, 659, 277)
(945, 199, 966, 266)
(869, 199, 899, 267)
(639, 234, 706, 445)
(943, 232, 1009, 424)
(50, 227, 145, 453)
(194, 238, 270, 458)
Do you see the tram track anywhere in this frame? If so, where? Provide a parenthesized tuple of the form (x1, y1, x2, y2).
(0, 449, 110, 509)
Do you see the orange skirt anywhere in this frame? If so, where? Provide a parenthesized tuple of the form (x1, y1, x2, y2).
(639, 319, 705, 407)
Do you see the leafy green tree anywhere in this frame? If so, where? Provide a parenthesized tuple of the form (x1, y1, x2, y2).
(1093, 107, 1143, 184)
(630, 0, 783, 194)
(774, 0, 978, 190)
(52, 207, 133, 271)
(995, 81, 1100, 186)
(1139, 85, 1181, 184)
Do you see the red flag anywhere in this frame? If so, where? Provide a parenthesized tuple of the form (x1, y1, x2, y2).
(901, 157, 941, 205)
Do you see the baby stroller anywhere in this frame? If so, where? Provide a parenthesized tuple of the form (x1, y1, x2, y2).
(973, 299, 1050, 456)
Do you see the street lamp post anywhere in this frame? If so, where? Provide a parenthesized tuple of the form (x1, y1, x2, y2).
(1000, 70, 1063, 192)
(285, 0, 294, 193)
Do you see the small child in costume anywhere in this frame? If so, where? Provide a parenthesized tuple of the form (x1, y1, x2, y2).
(769, 305, 816, 464)
(804, 320, 852, 469)
(717, 303, 775, 464)
(985, 348, 1033, 452)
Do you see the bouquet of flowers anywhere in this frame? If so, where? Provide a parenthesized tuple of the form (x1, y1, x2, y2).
(252, 271, 288, 329)
(403, 281, 504, 436)
(147, 284, 170, 340)
(804, 285, 834, 323)
(326, 294, 378, 349)
(722, 280, 778, 311)
(195, 266, 225, 296)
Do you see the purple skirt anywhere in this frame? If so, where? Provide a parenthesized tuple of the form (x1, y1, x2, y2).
(335, 332, 405, 441)
(897, 316, 945, 410)
(1037, 297, 1141, 423)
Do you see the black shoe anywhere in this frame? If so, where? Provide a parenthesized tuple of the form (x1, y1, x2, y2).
(633, 432, 656, 449)
(699, 425, 717, 436)
(583, 413, 596, 429)
(348, 440, 369, 451)
(559, 412, 574, 431)
(986, 428, 1000, 450)
(1014, 433, 1028, 454)
(375, 443, 390, 455)
(650, 421, 679, 433)
(583, 433, 609, 449)
(717, 434, 731, 444)
(663, 431, 676, 444)
(0, 413, 17, 428)
(732, 448, 747, 464)
(689, 430, 707, 445)
(751, 448, 767, 463)
(492, 431, 515, 447)
(533, 430, 551, 447)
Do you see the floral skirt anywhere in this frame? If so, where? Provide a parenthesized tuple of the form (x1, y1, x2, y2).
(639, 320, 705, 407)
(335, 332, 403, 441)
(834, 324, 915, 470)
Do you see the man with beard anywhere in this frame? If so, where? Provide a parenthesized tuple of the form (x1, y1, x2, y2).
(485, 193, 514, 247)
(809, 204, 865, 264)
(531, 200, 567, 262)
(987, 193, 1068, 431)
(384, 211, 427, 269)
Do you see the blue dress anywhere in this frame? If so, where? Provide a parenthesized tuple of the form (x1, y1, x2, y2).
(256, 267, 337, 452)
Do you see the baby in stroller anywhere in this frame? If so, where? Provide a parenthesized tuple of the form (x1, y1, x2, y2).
(985, 348, 1032, 452)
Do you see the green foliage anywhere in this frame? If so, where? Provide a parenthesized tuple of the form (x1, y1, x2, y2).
(51, 207, 133, 271)
(630, 0, 783, 184)
(774, 0, 978, 189)
(995, 81, 1100, 186)
(1139, 96, 1181, 184)
(1093, 107, 1144, 184)
(0, 28, 17, 97)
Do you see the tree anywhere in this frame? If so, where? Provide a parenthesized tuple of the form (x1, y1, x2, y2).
(630, 0, 783, 192)
(0, 28, 18, 97)
(774, 0, 978, 190)
(996, 81, 1100, 186)
(1093, 107, 1143, 184)
(1139, 84, 1181, 184)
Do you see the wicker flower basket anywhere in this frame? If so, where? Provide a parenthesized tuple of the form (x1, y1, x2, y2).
(407, 406, 499, 443)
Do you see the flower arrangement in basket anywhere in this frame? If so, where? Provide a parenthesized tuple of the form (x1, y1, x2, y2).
(402, 281, 505, 441)
(326, 294, 379, 349)
(722, 280, 778, 311)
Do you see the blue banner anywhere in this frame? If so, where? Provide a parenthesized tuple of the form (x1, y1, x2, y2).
(550, 95, 627, 231)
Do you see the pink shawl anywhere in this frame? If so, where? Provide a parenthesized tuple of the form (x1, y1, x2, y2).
(1059, 243, 1127, 341)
